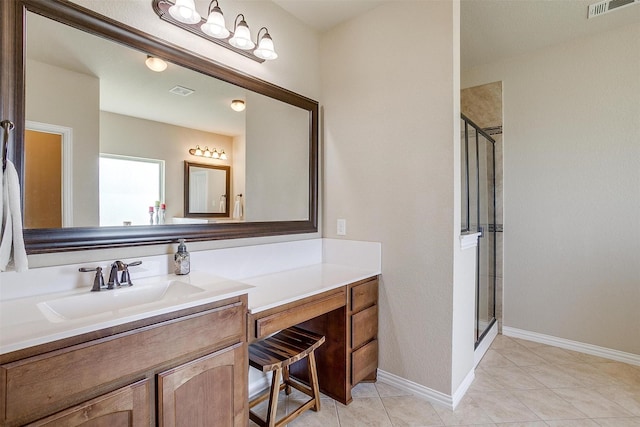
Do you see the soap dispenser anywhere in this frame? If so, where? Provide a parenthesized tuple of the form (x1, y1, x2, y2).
(174, 239, 190, 275)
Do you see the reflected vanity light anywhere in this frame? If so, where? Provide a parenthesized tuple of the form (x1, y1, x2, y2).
(153, 0, 277, 63)
(230, 99, 245, 112)
(145, 55, 168, 72)
(189, 145, 227, 160)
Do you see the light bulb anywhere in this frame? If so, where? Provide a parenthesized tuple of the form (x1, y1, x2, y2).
(145, 56, 168, 72)
(201, 4, 229, 39)
(230, 99, 245, 112)
(220, 150, 228, 160)
(168, 0, 201, 24)
(254, 29, 278, 60)
(229, 15, 255, 50)
(212, 149, 220, 159)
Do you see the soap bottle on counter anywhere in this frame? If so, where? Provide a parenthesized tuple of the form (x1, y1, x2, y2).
(174, 239, 190, 275)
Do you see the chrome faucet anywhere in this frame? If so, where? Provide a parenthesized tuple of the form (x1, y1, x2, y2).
(79, 266, 106, 292)
(80, 260, 142, 291)
(107, 260, 142, 289)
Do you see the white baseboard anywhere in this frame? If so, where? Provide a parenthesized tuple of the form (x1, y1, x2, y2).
(502, 326, 640, 367)
(377, 368, 474, 410)
(474, 321, 498, 368)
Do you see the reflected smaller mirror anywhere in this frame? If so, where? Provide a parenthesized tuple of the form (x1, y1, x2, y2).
(184, 161, 230, 217)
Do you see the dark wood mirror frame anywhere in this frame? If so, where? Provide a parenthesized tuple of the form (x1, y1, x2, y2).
(0, 0, 318, 254)
(184, 162, 231, 218)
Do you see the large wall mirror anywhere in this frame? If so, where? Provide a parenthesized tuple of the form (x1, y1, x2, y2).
(0, 0, 318, 253)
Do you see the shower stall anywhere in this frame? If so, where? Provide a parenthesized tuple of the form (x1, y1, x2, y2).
(461, 114, 497, 347)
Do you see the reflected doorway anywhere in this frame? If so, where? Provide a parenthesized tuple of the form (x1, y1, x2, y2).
(24, 122, 73, 228)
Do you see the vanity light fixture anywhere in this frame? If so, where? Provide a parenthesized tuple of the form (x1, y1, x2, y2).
(152, 0, 277, 63)
(189, 145, 228, 160)
(230, 99, 245, 112)
(145, 55, 168, 72)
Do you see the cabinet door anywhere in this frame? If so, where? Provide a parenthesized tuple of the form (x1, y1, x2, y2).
(158, 343, 247, 427)
(26, 380, 150, 427)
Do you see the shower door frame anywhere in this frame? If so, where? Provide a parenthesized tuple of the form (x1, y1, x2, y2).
(461, 114, 497, 349)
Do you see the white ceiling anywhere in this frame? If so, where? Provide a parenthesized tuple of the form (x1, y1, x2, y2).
(273, 0, 386, 32)
(460, 0, 640, 70)
(273, 0, 640, 69)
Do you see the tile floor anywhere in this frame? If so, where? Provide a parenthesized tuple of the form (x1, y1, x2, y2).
(250, 334, 640, 426)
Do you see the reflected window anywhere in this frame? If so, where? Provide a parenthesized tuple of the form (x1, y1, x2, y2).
(99, 154, 165, 226)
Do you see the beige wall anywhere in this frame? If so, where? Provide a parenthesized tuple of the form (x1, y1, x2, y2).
(321, 1, 466, 394)
(25, 59, 100, 227)
(244, 92, 309, 221)
(100, 111, 233, 221)
(462, 23, 640, 355)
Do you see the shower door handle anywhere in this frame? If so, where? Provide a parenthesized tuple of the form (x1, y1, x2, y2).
(478, 226, 484, 238)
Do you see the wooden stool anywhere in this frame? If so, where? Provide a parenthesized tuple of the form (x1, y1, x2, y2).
(248, 326, 325, 427)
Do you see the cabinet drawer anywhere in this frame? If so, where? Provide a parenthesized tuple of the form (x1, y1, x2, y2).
(351, 305, 378, 350)
(26, 379, 150, 427)
(351, 339, 378, 385)
(350, 278, 378, 313)
(1, 302, 244, 425)
(254, 290, 345, 340)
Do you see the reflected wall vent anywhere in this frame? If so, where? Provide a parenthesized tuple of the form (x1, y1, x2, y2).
(588, 0, 639, 18)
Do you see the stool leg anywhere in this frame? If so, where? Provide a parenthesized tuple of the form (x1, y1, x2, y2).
(307, 351, 321, 412)
(266, 369, 281, 427)
(282, 365, 292, 395)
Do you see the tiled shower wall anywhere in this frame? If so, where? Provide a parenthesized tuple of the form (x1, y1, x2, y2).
(461, 81, 504, 332)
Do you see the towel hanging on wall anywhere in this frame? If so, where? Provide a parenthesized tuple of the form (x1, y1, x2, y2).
(0, 120, 28, 272)
(232, 194, 243, 219)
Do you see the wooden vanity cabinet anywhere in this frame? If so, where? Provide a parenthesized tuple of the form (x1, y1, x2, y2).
(349, 277, 379, 385)
(0, 295, 248, 427)
(249, 276, 379, 405)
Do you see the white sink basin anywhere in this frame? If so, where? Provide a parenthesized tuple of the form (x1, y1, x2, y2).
(37, 279, 205, 323)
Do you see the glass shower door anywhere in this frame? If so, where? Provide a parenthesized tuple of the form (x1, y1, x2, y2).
(461, 115, 496, 347)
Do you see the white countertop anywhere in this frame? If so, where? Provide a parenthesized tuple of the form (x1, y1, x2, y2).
(0, 263, 380, 355)
(245, 263, 380, 313)
(0, 271, 253, 355)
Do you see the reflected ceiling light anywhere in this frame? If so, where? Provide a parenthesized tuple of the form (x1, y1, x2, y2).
(229, 14, 255, 50)
(201, 0, 229, 39)
(145, 55, 168, 72)
(168, 0, 200, 24)
(153, 0, 277, 63)
(189, 145, 229, 160)
(230, 99, 245, 112)
(254, 27, 278, 60)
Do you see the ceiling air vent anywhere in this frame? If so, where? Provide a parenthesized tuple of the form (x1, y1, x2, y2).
(588, 0, 639, 18)
(169, 85, 194, 96)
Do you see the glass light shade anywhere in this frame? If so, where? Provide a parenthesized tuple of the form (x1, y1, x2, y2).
(220, 150, 228, 160)
(212, 149, 220, 159)
(254, 33, 278, 60)
(230, 99, 245, 112)
(168, 0, 201, 24)
(145, 56, 168, 72)
(201, 7, 229, 39)
(229, 19, 254, 50)
(203, 147, 212, 157)
(194, 145, 203, 156)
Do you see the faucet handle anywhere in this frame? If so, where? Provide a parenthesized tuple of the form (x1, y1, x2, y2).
(119, 260, 142, 286)
(79, 266, 105, 292)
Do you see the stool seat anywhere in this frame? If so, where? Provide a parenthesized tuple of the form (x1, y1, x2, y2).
(248, 327, 325, 427)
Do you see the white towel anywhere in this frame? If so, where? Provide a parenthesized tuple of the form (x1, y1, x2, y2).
(0, 160, 28, 272)
(232, 196, 243, 219)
